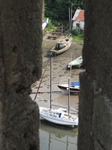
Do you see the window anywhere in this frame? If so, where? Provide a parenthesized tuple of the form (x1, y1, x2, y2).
(76, 23, 80, 28)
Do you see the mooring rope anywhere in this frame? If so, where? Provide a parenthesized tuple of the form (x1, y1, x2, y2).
(34, 59, 49, 101)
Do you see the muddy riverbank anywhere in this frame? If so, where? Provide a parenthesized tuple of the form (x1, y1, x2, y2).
(31, 33, 84, 112)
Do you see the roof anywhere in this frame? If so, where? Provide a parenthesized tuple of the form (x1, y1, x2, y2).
(72, 9, 84, 21)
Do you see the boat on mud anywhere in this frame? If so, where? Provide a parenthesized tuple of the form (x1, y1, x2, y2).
(39, 55, 78, 127)
(67, 56, 83, 69)
(50, 35, 72, 56)
(58, 81, 80, 94)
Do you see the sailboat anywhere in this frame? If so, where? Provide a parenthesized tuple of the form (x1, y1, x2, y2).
(58, 81, 80, 94)
(39, 52, 78, 127)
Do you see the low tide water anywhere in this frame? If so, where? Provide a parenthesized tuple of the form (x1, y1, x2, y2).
(30, 93, 78, 150)
(39, 120, 78, 150)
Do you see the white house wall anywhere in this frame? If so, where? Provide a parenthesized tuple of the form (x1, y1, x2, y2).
(72, 21, 84, 30)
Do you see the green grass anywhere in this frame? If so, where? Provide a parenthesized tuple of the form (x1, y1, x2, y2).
(71, 29, 84, 44)
(45, 19, 57, 32)
(45, 23, 56, 32)
(72, 35, 84, 44)
(44, 18, 84, 44)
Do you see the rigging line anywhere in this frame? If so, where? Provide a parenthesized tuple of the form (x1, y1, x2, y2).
(34, 58, 50, 101)
(51, 60, 72, 79)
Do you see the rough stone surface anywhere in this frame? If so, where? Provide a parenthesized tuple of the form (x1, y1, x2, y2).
(0, 0, 42, 149)
(83, 0, 112, 99)
(93, 95, 112, 150)
(78, 72, 94, 150)
(78, 0, 112, 150)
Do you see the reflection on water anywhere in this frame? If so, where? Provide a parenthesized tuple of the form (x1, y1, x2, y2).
(40, 120, 78, 150)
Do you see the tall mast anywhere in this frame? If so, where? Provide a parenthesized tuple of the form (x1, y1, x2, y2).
(50, 52, 52, 109)
(68, 77, 70, 115)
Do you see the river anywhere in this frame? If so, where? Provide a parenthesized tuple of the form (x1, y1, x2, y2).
(39, 120, 78, 150)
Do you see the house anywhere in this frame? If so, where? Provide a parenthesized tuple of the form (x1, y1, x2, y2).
(72, 9, 84, 30)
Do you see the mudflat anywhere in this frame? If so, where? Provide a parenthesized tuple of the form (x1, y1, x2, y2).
(31, 33, 84, 112)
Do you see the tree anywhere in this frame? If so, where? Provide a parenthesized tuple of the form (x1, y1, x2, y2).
(44, 0, 84, 21)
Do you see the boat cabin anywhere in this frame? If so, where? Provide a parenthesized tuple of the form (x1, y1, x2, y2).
(55, 41, 66, 50)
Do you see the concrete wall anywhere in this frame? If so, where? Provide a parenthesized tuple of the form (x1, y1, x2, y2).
(78, 0, 112, 150)
(0, 0, 42, 149)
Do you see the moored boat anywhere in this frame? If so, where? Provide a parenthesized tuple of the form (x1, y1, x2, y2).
(67, 56, 83, 69)
(39, 54, 78, 127)
(39, 107, 78, 126)
(58, 81, 80, 94)
(50, 35, 72, 56)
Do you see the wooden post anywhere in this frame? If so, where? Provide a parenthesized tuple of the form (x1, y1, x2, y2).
(68, 77, 70, 115)
(71, 2, 73, 30)
(69, 7, 71, 30)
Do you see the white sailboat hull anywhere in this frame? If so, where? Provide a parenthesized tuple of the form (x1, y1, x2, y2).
(39, 107, 78, 126)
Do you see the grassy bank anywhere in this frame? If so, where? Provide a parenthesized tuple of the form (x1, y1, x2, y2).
(71, 29, 84, 44)
(44, 19, 84, 44)
(72, 35, 84, 44)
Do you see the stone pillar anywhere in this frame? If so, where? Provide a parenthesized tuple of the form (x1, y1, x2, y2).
(0, 0, 42, 149)
(78, 0, 112, 150)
